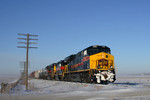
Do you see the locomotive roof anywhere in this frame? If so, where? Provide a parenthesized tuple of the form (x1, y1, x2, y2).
(79, 45, 110, 53)
(45, 63, 56, 68)
(64, 54, 76, 61)
(85, 45, 110, 50)
(76, 45, 111, 56)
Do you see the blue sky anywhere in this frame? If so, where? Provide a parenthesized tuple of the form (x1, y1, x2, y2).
(0, 0, 150, 75)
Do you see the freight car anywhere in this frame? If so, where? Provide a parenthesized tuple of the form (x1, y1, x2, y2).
(44, 45, 116, 84)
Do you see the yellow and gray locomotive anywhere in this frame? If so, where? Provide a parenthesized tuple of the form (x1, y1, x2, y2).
(44, 45, 116, 84)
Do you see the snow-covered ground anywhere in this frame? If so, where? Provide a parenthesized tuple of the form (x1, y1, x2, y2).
(0, 75, 19, 89)
(1, 76, 150, 100)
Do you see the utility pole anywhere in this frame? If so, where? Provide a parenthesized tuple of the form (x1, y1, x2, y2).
(17, 33, 38, 90)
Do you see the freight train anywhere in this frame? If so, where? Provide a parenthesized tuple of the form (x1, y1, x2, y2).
(30, 45, 116, 84)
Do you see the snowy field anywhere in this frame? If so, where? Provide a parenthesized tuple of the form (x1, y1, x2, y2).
(0, 76, 150, 100)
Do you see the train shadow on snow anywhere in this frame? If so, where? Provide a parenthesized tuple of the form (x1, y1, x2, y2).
(113, 82, 139, 86)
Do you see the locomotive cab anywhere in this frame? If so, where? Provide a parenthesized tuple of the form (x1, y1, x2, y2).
(87, 45, 116, 83)
(90, 52, 115, 83)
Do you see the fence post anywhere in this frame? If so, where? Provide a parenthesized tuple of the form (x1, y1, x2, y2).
(1, 83, 5, 94)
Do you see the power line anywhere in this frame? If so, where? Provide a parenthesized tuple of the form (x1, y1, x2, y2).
(17, 33, 38, 90)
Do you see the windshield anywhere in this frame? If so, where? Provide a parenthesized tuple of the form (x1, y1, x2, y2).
(87, 46, 111, 55)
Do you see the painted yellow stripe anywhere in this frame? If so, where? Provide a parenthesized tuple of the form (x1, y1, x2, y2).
(65, 69, 90, 74)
